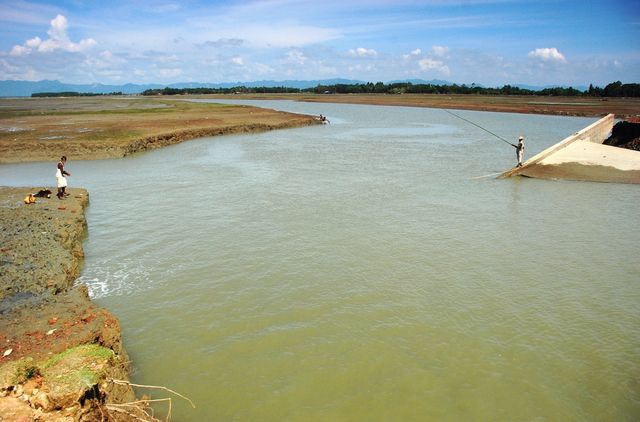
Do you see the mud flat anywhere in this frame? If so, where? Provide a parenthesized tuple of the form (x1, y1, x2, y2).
(0, 187, 156, 421)
(0, 96, 320, 164)
(190, 93, 640, 120)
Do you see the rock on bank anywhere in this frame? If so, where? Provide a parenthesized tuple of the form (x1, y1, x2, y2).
(0, 187, 155, 421)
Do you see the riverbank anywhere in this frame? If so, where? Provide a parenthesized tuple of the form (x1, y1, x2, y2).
(0, 97, 319, 419)
(0, 187, 156, 420)
(183, 92, 640, 120)
(0, 97, 321, 164)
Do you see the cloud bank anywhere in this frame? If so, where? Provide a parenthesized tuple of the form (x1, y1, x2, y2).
(10, 15, 97, 56)
(0, 0, 636, 87)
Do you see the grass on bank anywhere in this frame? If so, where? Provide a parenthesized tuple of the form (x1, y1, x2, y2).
(0, 96, 315, 163)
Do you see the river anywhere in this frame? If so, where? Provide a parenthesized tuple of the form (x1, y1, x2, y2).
(2, 100, 639, 421)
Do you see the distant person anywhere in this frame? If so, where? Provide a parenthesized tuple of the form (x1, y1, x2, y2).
(511, 136, 525, 167)
(56, 156, 71, 199)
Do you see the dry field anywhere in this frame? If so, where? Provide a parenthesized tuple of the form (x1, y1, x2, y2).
(192, 93, 640, 120)
(0, 96, 318, 163)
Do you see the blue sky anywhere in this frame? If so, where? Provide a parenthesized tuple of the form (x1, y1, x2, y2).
(1, 0, 638, 87)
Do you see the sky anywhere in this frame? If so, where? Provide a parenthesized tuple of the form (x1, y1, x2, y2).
(1, 0, 639, 87)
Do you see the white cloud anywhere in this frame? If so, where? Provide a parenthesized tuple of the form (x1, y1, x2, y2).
(154, 53, 180, 64)
(22, 68, 40, 81)
(26, 37, 43, 48)
(431, 45, 449, 57)
(347, 47, 378, 58)
(231, 56, 244, 65)
(284, 50, 307, 66)
(9, 14, 97, 56)
(348, 63, 376, 72)
(10, 45, 29, 56)
(255, 63, 274, 74)
(202, 38, 244, 48)
(156, 67, 182, 78)
(403, 48, 422, 60)
(82, 50, 127, 70)
(527, 47, 566, 63)
(218, 24, 340, 48)
(418, 57, 450, 75)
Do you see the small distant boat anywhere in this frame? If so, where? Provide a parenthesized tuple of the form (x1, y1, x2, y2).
(498, 114, 640, 184)
(315, 114, 330, 124)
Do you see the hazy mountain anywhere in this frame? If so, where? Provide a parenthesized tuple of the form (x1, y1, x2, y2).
(0, 79, 366, 97)
(0, 80, 164, 96)
(0, 79, 590, 97)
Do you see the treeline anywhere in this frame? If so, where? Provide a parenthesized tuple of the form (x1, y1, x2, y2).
(141, 81, 640, 97)
(142, 86, 300, 95)
(31, 91, 123, 97)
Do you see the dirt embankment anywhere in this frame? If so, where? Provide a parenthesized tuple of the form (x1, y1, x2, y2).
(0, 187, 156, 421)
(0, 97, 321, 164)
(120, 119, 318, 158)
(190, 93, 640, 120)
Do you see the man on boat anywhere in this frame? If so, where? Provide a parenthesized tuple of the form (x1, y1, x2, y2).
(512, 136, 525, 167)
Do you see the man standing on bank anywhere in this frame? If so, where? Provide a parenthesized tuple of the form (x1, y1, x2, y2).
(56, 156, 71, 199)
(512, 136, 525, 167)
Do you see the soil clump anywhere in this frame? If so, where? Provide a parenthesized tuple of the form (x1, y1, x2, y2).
(604, 121, 640, 151)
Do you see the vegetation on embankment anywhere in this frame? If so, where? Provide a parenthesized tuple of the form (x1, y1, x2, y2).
(0, 96, 320, 164)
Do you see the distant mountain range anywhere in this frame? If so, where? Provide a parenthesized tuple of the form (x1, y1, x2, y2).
(0, 79, 587, 97)
(0, 79, 364, 96)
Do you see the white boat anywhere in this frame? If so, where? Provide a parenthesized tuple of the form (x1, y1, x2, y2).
(498, 114, 640, 184)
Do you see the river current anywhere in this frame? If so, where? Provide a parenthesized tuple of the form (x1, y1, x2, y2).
(2, 100, 638, 421)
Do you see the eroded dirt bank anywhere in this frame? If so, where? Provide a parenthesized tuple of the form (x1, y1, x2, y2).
(0, 187, 155, 421)
(0, 97, 321, 164)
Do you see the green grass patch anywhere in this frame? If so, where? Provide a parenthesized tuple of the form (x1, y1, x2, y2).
(42, 344, 116, 389)
(11, 358, 41, 384)
(44, 344, 115, 369)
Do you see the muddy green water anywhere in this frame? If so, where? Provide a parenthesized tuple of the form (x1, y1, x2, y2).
(2, 101, 639, 421)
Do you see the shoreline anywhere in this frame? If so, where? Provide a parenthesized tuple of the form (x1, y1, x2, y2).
(1, 120, 321, 164)
(0, 97, 321, 164)
(0, 187, 156, 420)
(0, 100, 322, 419)
(181, 92, 640, 120)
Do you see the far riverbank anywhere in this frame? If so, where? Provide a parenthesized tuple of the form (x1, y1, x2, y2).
(180, 92, 640, 120)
